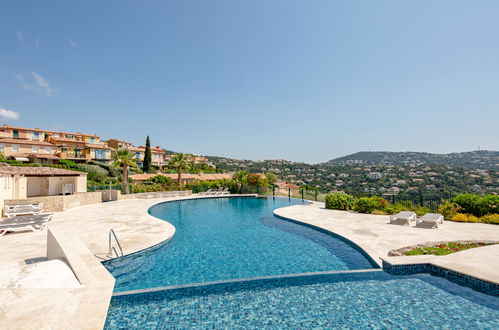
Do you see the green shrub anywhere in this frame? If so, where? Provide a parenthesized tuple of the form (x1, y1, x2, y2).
(131, 183, 165, 193)
(438, 201, 462, 219)
(479, 214, 499, 224)
(384, 205, 397, 215)
(452, 194, 499, 217)
(353, 196, 389, 214)
(404, 242, 495, 256)
(451, 213, 479, 222)
(449, 213, 499, 224)
(58, 159, 78, 168)
(371, 209, 387, 215)
(147, 175, 173, 185)
(413, 206, 432, 216)
(325, 192, 354, 211)
(88, 160, 121, 177)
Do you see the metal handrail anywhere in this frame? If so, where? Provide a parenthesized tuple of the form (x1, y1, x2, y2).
(108, 229, 123, 258)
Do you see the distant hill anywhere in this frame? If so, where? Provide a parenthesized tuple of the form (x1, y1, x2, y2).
(325, 150, 498, 170)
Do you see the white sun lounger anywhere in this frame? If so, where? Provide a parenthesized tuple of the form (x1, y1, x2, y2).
(5, 203, 44, 218)
(213, 188, 224, 195)
(0, 222, 47, 236)
(389, 211, 417, 225)
(1, 214, 52, 224)
(0, 214, 51, 236)
(416, 213, 444, 229)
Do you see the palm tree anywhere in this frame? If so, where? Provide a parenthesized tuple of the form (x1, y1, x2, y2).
(113, 149, 139, 194)
(233, 170, 249, 193)
(169, 153, 191, 187)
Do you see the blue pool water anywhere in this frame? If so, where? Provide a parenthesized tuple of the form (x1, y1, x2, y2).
(105, 271, 499, 329)
(104, 196, 499, 328)
(105, 197, 375, 292)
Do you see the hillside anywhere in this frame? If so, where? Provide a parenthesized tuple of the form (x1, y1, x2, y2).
(205, 151, 498, 198)
(325, 151, 498, 170)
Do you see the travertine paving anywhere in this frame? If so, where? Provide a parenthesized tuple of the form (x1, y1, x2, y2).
(274, 203, 499, 284)
(0, 196, 179, 329)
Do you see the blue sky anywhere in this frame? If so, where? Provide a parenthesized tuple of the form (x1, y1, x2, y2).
(1, 1, 498, 163)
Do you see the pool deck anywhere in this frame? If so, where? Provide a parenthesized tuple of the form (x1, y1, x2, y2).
(0, 194, 251, 329)
(274, 203, 499, 285)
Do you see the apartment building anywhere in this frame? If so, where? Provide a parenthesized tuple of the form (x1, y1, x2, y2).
(129, 145, 166, 168)
(106, 139, 167, 168)
(0, 137, 58, 163)
(0, 124, 112, 164)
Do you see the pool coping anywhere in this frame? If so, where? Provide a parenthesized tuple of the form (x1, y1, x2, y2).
(273, 205, 499, 295)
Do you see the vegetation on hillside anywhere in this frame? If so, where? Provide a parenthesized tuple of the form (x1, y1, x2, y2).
(206, 154, 498, 202)
(325, 150, 498, 170)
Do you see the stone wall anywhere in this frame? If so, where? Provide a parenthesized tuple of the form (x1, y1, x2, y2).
(4, 191, 103, 213)
(118, 190, 192, 200)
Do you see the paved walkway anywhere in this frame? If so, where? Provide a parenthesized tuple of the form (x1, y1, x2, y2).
(0, 196, 178, 329)
(274, 203, 499, 284)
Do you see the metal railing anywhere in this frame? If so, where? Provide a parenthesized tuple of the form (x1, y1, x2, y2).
(108, 229, 123, 258)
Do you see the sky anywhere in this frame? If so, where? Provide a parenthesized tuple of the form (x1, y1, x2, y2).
(1, 1, 498, 163)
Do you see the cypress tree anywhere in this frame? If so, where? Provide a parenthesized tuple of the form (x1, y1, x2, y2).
(143, 135, 152, 173)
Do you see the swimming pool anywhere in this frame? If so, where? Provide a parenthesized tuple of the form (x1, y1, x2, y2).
(105, 197, 376, 292)
(104, 196, 499, 328)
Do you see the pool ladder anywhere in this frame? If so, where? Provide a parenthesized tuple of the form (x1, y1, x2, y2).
(108, 229, 124, 258)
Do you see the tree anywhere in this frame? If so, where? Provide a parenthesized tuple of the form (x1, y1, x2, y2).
(265, 172, 278, 185)
(233, 170, 249, 193)
(169, 153, 191, 187)
(143, 135, 152, 173)
(113, 149, 139, 194)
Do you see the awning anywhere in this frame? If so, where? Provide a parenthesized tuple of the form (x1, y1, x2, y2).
(14, 157, 30, 162)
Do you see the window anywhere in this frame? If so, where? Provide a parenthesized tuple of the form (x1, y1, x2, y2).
(13, 130, 19, 138)
(12, 144, 19, 152)
(95, 149, 106, 159)
(136, 152, 141, 159)
(90, 137, 95, 143)
(32, 146, 40, 153)
(33, 132, 39, 140)
(45, 147, 52, 154)
(0, 144, 4, 153)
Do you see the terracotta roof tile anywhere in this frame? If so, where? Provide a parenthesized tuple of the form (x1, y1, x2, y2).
(0, 138, 53, 146)
(0, 163, 85, 176)
(130, 173, 233, 181)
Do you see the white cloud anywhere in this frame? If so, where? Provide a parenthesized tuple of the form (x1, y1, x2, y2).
(68, 38, 77, 48)
(15, 72, 58, 96)
(0, 108, 21, 120)
(16, 30, 25, 46)
(14, 74, 34, 91)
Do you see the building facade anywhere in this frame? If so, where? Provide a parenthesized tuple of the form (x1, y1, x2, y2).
(106, 138, 167, 168)
(0, 124, 112, 164)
